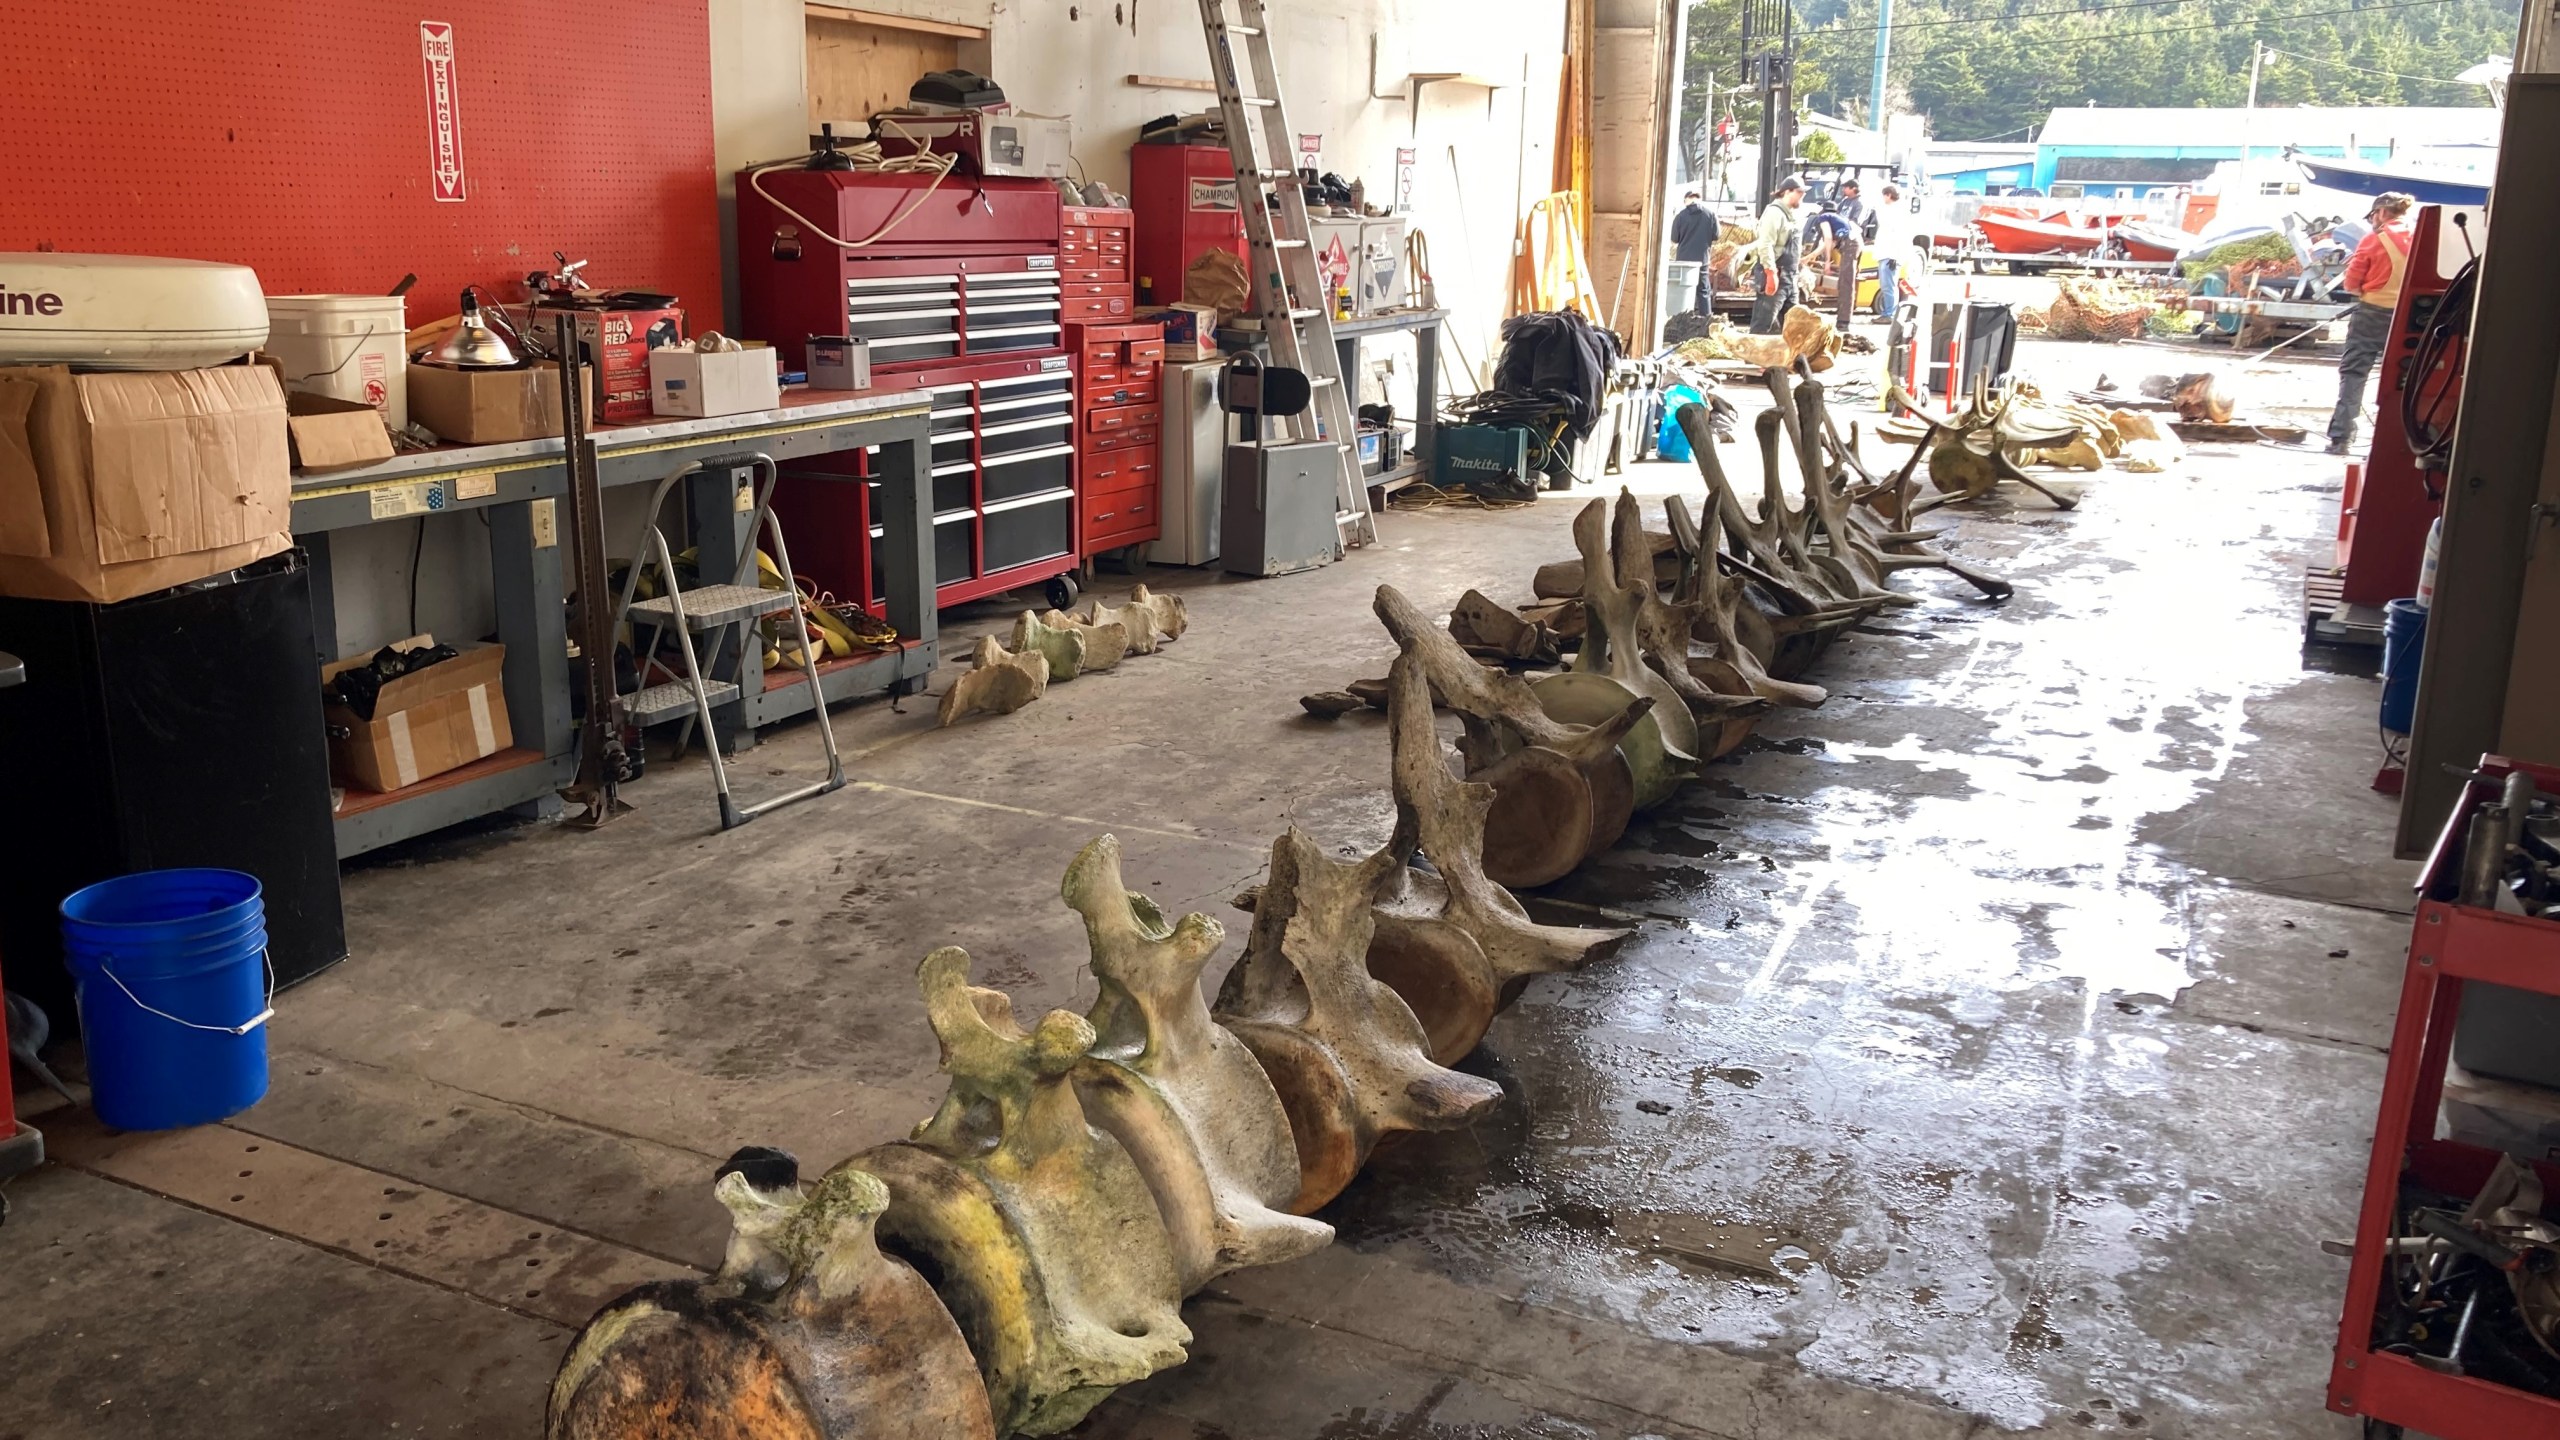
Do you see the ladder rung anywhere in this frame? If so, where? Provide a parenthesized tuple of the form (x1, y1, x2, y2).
(628, 679, 740, 725)
(1248, 167, 1297, 179)
(1220, 23, 1264, 34)
(1307, 375, 1338, 387)
(628, 583, 795, 630)
(1286, 307, 1322, 320)
(1270, 237, 1307, 248)
(1239, 97, 1276, 107)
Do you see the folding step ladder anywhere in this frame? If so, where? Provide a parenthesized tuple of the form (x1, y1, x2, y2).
(612, 454, 845, 830)
(1196, 0, 1378, 551)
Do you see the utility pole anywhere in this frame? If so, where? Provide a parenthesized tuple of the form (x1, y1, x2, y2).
(2247, 40, 2263, 108)
(1869, 0, 1894, 132)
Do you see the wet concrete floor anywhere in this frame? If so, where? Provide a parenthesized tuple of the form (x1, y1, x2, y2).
(0, 335, 2413, 1438)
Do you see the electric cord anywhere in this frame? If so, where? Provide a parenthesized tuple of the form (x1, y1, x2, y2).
(2401, 254, 2476, 490)
(408, 515, 427, 635)
(744, 118, 961, 252)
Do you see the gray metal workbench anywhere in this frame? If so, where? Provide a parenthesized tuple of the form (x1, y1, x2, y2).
(1217, 307, 1447, 496)
(293, 389, 935, 858)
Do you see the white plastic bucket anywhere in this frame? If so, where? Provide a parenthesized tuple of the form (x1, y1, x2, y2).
(265, 294, 408, 431)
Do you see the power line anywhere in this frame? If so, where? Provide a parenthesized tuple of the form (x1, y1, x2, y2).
(2260, 43, 2482, 81)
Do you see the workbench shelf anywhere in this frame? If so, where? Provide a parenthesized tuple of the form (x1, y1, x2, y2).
(2329, 753, 2560, 1439)
(294, 391, 939, 857)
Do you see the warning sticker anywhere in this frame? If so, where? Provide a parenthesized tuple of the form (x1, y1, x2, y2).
(420, 22, 468, 203)
(451, 471, 497, 500)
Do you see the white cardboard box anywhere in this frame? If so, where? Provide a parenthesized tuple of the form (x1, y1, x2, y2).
(649, 346, 781, 418)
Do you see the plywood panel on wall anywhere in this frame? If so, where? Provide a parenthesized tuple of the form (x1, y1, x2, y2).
(807, 15, 959, 127)
(0, 1, 724, 327)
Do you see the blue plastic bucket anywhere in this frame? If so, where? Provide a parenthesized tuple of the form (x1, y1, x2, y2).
(59, 869, 273, 1131)
(2380, 598, 2428, 736)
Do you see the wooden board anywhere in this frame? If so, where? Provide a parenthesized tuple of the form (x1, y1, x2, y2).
(807, 12, 959, 129)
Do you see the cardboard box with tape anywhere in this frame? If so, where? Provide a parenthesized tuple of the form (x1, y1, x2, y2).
(320, 638, 512, 793)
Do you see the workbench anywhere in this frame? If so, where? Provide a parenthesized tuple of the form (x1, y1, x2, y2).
(292, 390, 936, 859)
(1216, 307, 1446, 496)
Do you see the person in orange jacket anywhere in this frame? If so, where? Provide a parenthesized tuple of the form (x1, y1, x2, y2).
(2327, 191, 2417, 456)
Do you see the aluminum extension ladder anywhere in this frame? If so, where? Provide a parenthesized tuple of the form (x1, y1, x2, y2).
(611, 453, 845, 830)
(1195, 0, 1377, 551)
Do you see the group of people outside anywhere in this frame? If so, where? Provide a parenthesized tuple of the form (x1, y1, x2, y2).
(1670, 176, 1916, 334)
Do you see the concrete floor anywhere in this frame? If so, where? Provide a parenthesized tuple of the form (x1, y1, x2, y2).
(1, 330, 2419, 1440)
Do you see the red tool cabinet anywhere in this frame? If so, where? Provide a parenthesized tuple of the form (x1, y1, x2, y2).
(1129, 145, 1248, 307)
(1061, 205, 1137, 322)
(743, 168, 1085, 611)
(2330, 753, 2560, 1439)
(1068, 322, 1168, 558)
(736, 169, 1065, 375)
(777, 354, 1080, 613)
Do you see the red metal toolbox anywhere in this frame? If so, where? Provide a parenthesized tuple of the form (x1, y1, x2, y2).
(776, 352, 1079, 611)
(736, 170, 1063, 374)
(1066, 318, 1169, 558)
(1128, 145, 1247, 307)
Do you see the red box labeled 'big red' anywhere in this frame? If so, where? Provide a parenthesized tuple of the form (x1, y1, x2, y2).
(532, 303, 687, 424)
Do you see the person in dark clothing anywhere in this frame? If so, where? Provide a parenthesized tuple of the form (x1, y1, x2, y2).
(1670, 190, 1719, 314)
(1747, 176, 1806, 334)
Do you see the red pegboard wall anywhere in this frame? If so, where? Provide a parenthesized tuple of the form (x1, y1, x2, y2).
(0, 2, 726, 328)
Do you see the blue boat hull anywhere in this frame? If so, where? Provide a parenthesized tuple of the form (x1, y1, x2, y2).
(2292, 154, 2490, 207)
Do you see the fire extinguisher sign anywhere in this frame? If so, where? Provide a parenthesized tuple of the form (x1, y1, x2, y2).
(419, 22, 468, 203)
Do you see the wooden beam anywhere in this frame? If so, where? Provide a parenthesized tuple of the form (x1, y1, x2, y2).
(803, 3, 986, 40)
(1128, 73, 1219, 92)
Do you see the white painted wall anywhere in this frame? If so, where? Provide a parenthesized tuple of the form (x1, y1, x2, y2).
(710, 0, 1566, 382)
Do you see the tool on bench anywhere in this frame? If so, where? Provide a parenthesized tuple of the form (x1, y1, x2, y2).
(612, 454, 845, 830)
(1193, 0, 1375, 552)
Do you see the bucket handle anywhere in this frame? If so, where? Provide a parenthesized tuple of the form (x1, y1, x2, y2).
(282, 323, 381, 384)
(94, 948, 276, 1036)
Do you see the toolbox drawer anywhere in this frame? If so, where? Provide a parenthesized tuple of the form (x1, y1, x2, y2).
(1087, 424, 1160, 456)
(981, 443, 1076, 504)
(1063, 294, 1134, 321)
(985, 491, 1075, 573)
(1085, 401, 1162, 436)
(1080, 452, 1158, 496)
(1082, 375, 1159, 408)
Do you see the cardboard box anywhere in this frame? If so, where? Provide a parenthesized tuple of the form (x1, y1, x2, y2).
(532, 303, 686, 424)
(1137, 304, 1217, 361)
(806, 336, 873, 391)
(320, 639, 512, 793)
(649, 345, 781, 418)
(0, 363, 292, 604)
(407, 361, 565, 445)
(285, 391, 396, 472)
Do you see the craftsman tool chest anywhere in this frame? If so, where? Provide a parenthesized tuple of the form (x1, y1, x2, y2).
(750, 168, 1085, 610)
(736, 170, 1066, 376)
(1067, 320, 1168, 557)
(776, 353, 1078, 610)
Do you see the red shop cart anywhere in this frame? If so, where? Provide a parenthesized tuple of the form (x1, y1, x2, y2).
(2331, 754, 2560, 1438)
